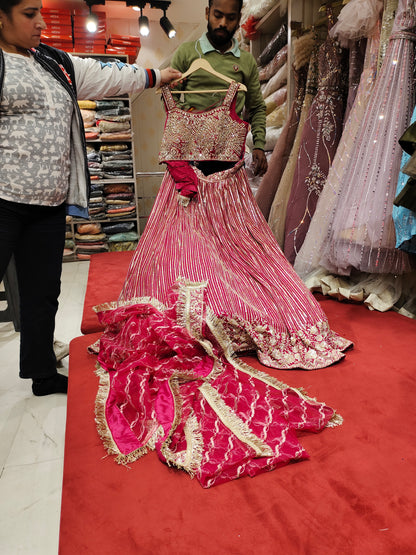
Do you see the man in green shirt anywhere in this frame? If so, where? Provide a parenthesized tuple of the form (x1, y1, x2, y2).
(171, 0, 267, 176)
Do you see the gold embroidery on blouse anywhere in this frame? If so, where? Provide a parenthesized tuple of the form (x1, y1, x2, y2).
(159, 82, 248, 163)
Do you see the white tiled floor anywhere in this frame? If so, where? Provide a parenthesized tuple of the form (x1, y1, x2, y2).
(0, 261, 89, 555)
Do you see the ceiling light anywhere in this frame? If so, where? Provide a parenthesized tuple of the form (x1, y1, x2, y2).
(86, 8, 98, 33)
(126, 1, 177, 39)
(139, 8, 150, 37)
(160, 11, 176, 39)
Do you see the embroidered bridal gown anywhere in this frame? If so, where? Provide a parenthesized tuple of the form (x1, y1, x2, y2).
(119, 82, 351, 369)
(91, 79, 349, 486)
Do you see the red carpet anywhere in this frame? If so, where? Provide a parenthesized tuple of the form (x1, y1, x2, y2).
(60, 295, 416, 554)
(81, 251, 133, 334)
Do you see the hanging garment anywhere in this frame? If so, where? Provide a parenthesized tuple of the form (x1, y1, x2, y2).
(255, 31, 314, 220)
(283, 15, 349, 265)
(118, 82, 352, 370)
(392, 106, 416, 254)
(91, 78, 351, 487)
(295, 0, 416, 315)
(295, 0, 382, 279)
(342, 37, 367, 124)
(377, 0, 399, 69)
(317, 0, 416, 277)
(268, 46, 320, 248)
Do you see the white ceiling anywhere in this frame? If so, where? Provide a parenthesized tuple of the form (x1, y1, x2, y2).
(44, 0, 207, 23)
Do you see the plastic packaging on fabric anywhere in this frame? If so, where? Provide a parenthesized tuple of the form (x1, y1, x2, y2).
(329, 0, 383, 47)
(107, 231, 139, 242)
(258, 45, 288, 82)
(264, 87, 287, 115)
(246, 127, 283, 152)
(108, 241, 138, 252)
(101, 221, 135, 234)
(242, 0, 288, 22)
(293, 31, 316, 70)
(261, 63, 287, 98)
(257, 24, 288, 67)
(266, 102, 287, 128)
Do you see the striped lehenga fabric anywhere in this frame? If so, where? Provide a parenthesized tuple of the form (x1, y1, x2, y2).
(91, 87, 352, 486)
(119, 162, 351, 370)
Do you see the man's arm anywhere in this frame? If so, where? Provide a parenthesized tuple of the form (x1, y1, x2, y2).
(243, 54, 268, 176)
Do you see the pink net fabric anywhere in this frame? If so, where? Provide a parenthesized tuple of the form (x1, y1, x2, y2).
(295, 20, 382, 278)
(317, 0, 416, 276)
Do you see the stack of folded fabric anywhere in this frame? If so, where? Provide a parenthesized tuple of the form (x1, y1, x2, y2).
(76, 97, 136, 233)
(102, 221, 139, 252)
(101, 149, 133, 179)
(86, 145, 106, 219)
(95, 100, 132, 141)
(78, 100, 100, 140)
(88, 186, 106, 220)
(99, 142, 133, 183)
(103, 182, 136, 219)
(98, 143, 136, 219)
(86, 145, 104, 181)
(75, 222, 109, 260)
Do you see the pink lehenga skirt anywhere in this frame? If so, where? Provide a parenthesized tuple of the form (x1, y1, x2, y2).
(94, 282, 342, 488)
(118, 162, 352, 370)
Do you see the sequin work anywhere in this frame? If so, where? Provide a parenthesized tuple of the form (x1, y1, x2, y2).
(317, 0, 416, 276)
(159, 81, 249, 162)
(283, 27, 349, 264)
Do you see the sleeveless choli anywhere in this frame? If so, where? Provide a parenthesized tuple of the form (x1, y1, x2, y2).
(159, 82, 248, 163)
(90, 79, 351, 486)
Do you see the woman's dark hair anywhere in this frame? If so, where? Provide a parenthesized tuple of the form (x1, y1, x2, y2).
(208, 0, 243, 12)
(0, 0, 22, 16)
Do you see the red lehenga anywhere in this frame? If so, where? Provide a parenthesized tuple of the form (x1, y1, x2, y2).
(92, 81, 349, 486)
(120, 83, 351, 370)
(95, 281, 342, 488)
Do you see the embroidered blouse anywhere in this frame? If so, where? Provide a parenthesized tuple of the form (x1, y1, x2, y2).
(159, 81, 249, 163)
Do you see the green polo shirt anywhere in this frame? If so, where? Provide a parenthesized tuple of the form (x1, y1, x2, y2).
(170, 33, 266, 151)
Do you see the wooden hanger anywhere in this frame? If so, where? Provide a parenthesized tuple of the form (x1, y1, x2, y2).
(157, 58, 247, 94)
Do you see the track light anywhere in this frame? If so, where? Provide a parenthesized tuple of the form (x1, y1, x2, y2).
(120, 1, 177, 39)
(86, 7, 98, 33)
(138, 8, 150, 37)
(160, 9, 176, 39)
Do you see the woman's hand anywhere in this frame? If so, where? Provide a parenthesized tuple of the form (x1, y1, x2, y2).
(160, 67, 183, 84)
